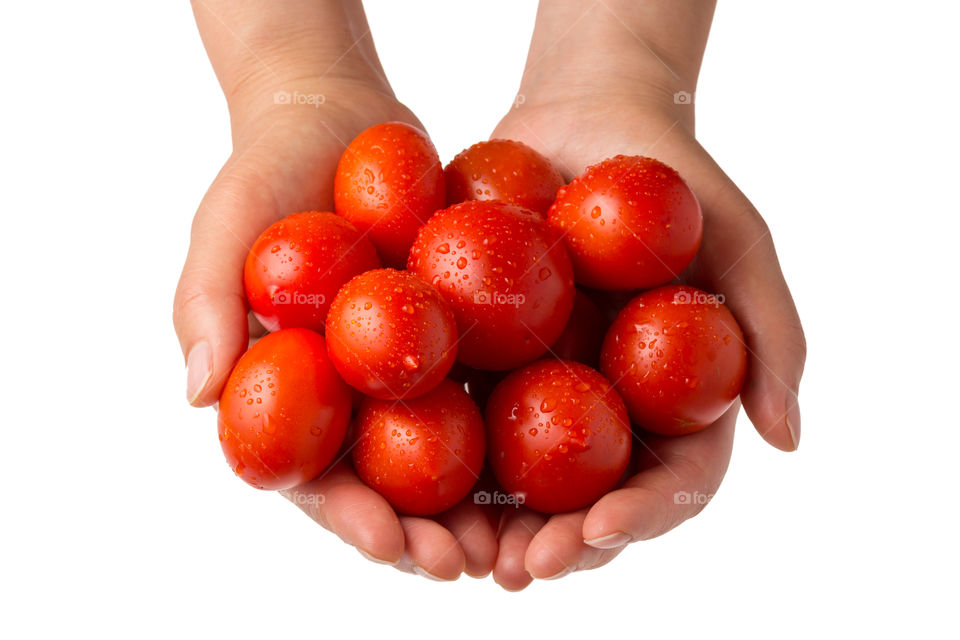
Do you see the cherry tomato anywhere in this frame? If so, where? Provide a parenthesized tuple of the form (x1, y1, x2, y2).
(444, 138, 564, 215)
(218, 328, 351, 491)
(600, 284, 747, 435)
(486, 359, 632, 514)
(547, 155, 702, 290)
(407, 200, 575, 371)
(325, 268, 457, 400)
(352, 379, 485, 516)
(334, 121, 445, 267)
(244, 211, 380, 333)
(548, 289, 609, 368)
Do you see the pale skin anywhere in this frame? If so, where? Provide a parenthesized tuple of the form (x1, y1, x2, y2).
(175, 0, 806, 589)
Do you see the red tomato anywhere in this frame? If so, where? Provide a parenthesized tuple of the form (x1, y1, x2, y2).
(548, 289, 609, 368)
(444, 139, 564, 215)
(218, 329, 351, 491)
(334, 122, 445, 267)
(352, 379, 485, 516)
(600, 284, 747, 435)
(244, 211, 380, 333)
(325, 268, 457, 400)
(486, 360, 632, 514)
(407, 200, 575, 370)
(547, 155, 702, 290)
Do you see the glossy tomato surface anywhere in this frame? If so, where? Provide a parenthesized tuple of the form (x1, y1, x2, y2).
(352, 379, 485, 516)
(325, 268, 457, 400)
(547, 155, 702, 290)
(218, 328, 351, 491)
(444, 138, 564, 215)
(334, 121, 445, 267)
(548, 289, 609, 368)
(244, 211, 380, 333)
(486, 360, 632, 513)
(407, 200, 575, 370)
(600, 284, 747, 435)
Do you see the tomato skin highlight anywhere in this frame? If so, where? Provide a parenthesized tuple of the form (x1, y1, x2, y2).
(486, 360, 632, 514)
(244, 211, 380, 334)
(600, 284, 747, 436)
(218, 328, 352, 491)
(407, 200, 575, 371)
(547, 155, 703, 290)
(334, 121, 446, 267)
(548, 289, 609, 368)
(325, 268, 458, 400)
(444, 138, 564, 215)
(352, 379, 485, 516)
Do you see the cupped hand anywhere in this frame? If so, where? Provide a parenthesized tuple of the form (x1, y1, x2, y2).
(488, 94, 806, 590)
(173, 79, 499, 580)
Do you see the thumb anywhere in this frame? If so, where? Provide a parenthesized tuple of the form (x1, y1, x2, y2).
(173, 164, 279, 407)
(674, 141, 806, 451)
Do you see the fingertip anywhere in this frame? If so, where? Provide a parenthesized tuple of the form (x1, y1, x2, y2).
(493, 510, 544, 591)
(436, 503, 499, 578)
(493, 552, 534, 592)
(175, 289, 249, 408)
(399, 518, 466, 581)
(329, 483, 405, 564)
(742, 379, 800, 452)
(583, 487, 666, 543)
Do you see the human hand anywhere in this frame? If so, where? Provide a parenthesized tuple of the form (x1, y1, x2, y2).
(174, 0, 499, 580)
(487, 0, 805, 589)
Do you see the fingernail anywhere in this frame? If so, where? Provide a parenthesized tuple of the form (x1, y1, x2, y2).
(539, 566, 573, 581)
(785, 401, 801, 451)
(584, 531, 632, 549)
(357, 547, 399, 567)
(186, 341, 212, 406)
(413, 565, 454, 582)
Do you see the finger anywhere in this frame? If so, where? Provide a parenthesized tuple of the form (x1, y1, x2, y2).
(493, 508, 548, 591)
(174, 119, 346, 407)
(396, 517, 466, 581)
(281, 461, 404, 565)
(524, 510, 625, 580)
(648, 134, 806, 451)
(583, 402, 737, 546)
(173, 166, 275, 407)
(434, 499, 499, 578)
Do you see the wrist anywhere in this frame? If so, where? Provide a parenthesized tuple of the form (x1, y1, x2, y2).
(193, 0, 395, 135)
(517, 0, 713, 127)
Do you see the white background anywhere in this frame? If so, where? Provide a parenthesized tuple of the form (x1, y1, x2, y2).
(1, 1, 958, 637)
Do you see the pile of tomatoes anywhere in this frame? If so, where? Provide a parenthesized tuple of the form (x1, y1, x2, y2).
(217, 122, 747, 516)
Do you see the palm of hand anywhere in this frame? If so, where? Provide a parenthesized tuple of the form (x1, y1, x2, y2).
(481, 97, 802, 588)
